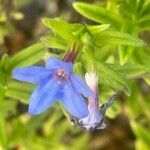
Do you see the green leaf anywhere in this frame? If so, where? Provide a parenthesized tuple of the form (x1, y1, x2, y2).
(0, 12, 7, 22)
(119, 3, 136, 15)
(0, 23, 9, 45)
(80, 30, 93, 46)
(42, 18, 111, 47)
(0, 100, 17, 117)
(106, 0, 118, 13)
(132, 47, 150, 68)
(103, 63, 150, 80)
(99, 88, 120, 119)
(136, 0, 145, 14)
(139, 19, 150, 31)
(0, 54, 11, 73)
(126, 84, 142, 118)
(138, 12, 150, 31)
(82, 45, 94, 70)
(131, 121, 150, 146)
(42, 18, 81, 41)
(97, 62, 131, 95)
(94, 45, 115, 62)
(0, 54, 11, 87)
(74, 62, 83, 75)
(41, 33, 68, 50)
(119, 18, 138, 65)
(71, 135, 89, 150)
(10, 43, 44, 69)
(139, 1, 150, 17)
(119, 46, 134, 65)
(120, 64, 150, 79)
(86, 24, 110, 34)
(106, 100, 121, 119)
(144, 77, 150, 85)
(135, 139, 149, 150)
(0, 113, 8, 148)
(93, 31, 146, 47)
(126, 81, 150, 119)
(73, 2, 122, 29)
(5, 81, 35, 104)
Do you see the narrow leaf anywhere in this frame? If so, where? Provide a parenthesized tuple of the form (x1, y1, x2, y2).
(93, 31, 146, 47)
(120, 64, 150, 79)
(73, 2, 122, 29)
(119, 46, 134, 65)
(0, 113, 8, 148)
(87, 24, 110, 34)
(131, 121, 150, 146)
(139, 19, 150, 31)
(6, 81, 35, 104)
(136, 139, 149, 150)
(42, 18, 81, 41)
(144, 77, 150, 85)
(97, 62, 131, 95)
(119, 19, 138, 65)
(10, 43, 44, 69)
(41, 33, 68, 50)
(0, 54, 11, 72)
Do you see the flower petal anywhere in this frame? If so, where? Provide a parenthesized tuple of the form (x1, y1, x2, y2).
(13, 66, 50, 84)
(78, 111, 103, 130)
(70, 74, 94, 97)
(46, 57, 73, 73)
(28, 79, 59, 115)
(62, 61, 73, 73)
(61, 82, 89, 118)
(46, 58, 61, 70)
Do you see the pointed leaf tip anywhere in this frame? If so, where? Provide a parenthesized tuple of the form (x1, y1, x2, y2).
(73, 2, 122, 29)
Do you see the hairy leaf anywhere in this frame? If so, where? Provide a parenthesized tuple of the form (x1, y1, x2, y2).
(42, 18, 81, 41)
(73, 2, 122, 29)
(10, 43, 44, 69)
(41, 33, 68, 50)
(120, 64, 150, 79)
(93, 31, 146, 47)
(6, 81, 35, 104)
(119, 46, 135, 65)
(97, 62, 131, 95)
(87, 24, 110, 34)
(119, 19, 138, 65)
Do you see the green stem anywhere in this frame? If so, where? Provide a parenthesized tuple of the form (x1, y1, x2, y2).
(83, 45, 95, 71)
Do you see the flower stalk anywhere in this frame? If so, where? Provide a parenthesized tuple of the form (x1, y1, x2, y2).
(63, 42, 82, 63)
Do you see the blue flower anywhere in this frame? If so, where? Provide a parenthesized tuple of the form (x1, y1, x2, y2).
(78, 72, 105, 130)
(13, 58, 94, 118)
(78, 95, 115, 131)
(70, 72, 116, 131)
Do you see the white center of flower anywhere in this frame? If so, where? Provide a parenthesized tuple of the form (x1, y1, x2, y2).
(54, 68, 69, 84)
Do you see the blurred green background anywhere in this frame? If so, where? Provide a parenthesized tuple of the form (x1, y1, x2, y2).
(0, 0, 150, 150)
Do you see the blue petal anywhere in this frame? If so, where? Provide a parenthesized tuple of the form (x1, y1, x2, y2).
(62, 61, 73, 73)
(46, 57, 73, 73)
(61, 82, 89, 118)
(46, 58, 61, 70)
(70, 74, 94, 97)
(28, 79, 59, 115)
(13, 66, 51, 84)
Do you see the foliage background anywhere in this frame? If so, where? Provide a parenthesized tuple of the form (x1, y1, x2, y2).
(0, 0, 150, 150)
